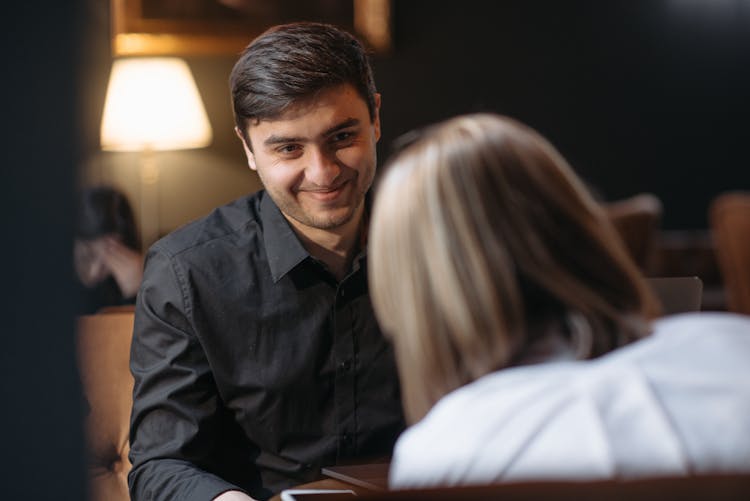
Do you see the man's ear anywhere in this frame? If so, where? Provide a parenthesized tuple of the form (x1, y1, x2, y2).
(373, 93, 382, 142)
(234, 126, 257, 171)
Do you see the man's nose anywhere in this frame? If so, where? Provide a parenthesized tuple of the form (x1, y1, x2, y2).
(305, 147, 341, 186)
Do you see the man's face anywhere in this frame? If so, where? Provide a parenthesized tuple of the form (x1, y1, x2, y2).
(239, 83, 381, 234)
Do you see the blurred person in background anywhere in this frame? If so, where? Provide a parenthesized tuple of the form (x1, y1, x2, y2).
(74, 185, 143, 314)
(369, 113, 750, 488)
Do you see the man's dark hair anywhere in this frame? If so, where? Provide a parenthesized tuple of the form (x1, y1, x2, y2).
(230, 22, 377, 141)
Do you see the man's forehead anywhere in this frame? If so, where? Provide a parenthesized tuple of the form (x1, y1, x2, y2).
(254, 84, 367, 122)
(266, 96, 327, 123)
(247, 88, 369, 139)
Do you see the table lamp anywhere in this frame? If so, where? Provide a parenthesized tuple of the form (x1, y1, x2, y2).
(100, 57, 212, 249)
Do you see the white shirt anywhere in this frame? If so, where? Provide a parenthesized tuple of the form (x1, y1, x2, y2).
(389, 313, 750, 488)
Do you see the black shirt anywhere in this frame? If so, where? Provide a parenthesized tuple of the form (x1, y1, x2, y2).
(128, 191, 404, 501)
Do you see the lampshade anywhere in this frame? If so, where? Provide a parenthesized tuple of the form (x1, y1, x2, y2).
(100, 57, 212, 151)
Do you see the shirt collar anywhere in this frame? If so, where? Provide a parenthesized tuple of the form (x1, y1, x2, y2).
(260, 192, 310, 283)
(260, 190, 372, 283)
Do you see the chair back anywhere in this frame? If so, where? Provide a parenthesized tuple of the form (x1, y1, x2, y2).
(76, 311, 135, 501)
(604, 193, 662, 269)
(711, 192, 750, 314)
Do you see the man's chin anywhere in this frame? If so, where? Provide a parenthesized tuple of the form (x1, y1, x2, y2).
(299, 194, 365, 228)
(305, 209, 357, 230)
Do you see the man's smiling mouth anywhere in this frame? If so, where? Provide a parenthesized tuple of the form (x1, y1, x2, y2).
(301, 180, 351, 201)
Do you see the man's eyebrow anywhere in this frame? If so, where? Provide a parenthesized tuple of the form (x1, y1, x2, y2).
(263, 134, 306, 147)
(323, 118, 360, 137)
(262, 119, 360, 147)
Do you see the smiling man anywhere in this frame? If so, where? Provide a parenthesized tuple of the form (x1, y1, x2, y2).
(128, 23, 404, 501)
(239, 83, 379, 280)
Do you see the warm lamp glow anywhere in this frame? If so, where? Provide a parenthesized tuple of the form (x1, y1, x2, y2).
(100, 57, 212, 151)
(99, 57, 212, 249)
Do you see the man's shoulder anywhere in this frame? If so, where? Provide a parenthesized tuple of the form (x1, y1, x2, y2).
(151, 191, 267, 258)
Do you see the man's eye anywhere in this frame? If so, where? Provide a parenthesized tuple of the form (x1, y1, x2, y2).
(331, 131, 357, 145)
(277, 144, 301, 155)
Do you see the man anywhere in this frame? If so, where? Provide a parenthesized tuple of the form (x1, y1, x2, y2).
(128, 23, 405, 501)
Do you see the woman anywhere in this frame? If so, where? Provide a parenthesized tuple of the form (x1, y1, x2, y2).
(75, 185, 144, 314)
(368, 114, 750, 487)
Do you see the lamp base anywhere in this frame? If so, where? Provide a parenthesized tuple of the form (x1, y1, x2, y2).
(139, 150, 160, 250)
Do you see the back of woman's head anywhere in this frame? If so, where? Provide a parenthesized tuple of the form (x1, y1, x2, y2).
(76, 186, 140, 251)
(369, 113, 659, 423)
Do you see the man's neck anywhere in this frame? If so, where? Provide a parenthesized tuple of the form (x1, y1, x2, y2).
(286, 206, 364, 282)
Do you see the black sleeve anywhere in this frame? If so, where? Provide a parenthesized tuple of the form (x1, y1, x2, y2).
(128, 248, 250, 501)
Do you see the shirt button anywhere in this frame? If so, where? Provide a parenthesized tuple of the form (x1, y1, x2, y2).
(339, 359, 352, 372)
(339, 289, 346, 298)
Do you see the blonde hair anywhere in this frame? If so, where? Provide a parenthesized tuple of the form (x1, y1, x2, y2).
(369, 114, 659, 423)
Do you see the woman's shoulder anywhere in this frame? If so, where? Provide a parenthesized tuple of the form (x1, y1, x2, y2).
(390, 362, 587, 487)
(651, 311, 750, 337)
(607, 311, 750, 370)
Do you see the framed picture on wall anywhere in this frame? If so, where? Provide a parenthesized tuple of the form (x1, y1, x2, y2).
(111, 0, 392, 56)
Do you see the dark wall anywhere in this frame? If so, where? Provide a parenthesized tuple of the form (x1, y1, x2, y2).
(83, 1, 749, 232)
(374, 0, 750, 229)
(1, 2, 86, 499)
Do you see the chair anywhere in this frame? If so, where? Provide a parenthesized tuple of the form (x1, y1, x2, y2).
(711, 192, 750, 314)
(76, 311, 135, 501)
(604, 193, 662, 270)
(646, 276, 703, 316)
(647, 231, 725, 311)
